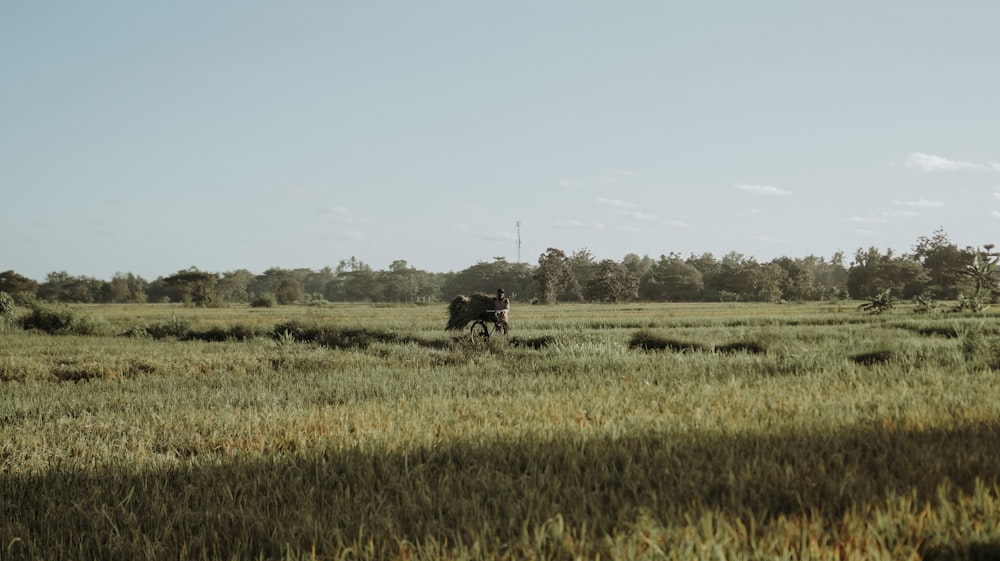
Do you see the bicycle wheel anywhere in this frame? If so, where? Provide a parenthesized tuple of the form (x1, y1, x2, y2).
(469, 320, 489, 342)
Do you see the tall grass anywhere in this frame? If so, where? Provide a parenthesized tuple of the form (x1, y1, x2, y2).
(1, 302, 999, 559)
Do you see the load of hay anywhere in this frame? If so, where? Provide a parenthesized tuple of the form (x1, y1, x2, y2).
(446, 293, 496, 331)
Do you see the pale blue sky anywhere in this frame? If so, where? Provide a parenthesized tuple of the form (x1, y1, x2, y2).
(3, 1, 999, 281)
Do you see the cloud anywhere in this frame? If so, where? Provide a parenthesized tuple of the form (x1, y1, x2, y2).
(615, 210, 656, 221)
(849, 216, 888, 224)
(613, 209, 688, 228)
(341, 230, 363, 241)
(735, 184, 792, 196)
(596, 197, 637, 209)
(892, 199, 945, 208)
(992, 210, 1000, 219)
(751, 235, 789, 244)
(904, 152, 991, 172)
(320, 205, 367, 224)
(478, 232, 517, 242)
(553, 220, 605, 230)
(559, 179, 584, 188)
(993, 188, 1000, 200)
(602, 170, 639, 184)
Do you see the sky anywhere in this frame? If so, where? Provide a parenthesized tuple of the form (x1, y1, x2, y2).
(3, 1, 999, 281)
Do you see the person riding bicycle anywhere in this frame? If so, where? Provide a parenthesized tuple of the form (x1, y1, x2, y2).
(493, 288, 510, 326)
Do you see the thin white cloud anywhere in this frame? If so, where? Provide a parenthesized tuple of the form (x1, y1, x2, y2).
(602, 170, 639, 184)
(320, 205, 368, 224)
(613, 210, 689, 228)
(905, 152, 989, 172)
(993, 188, 1000, 200)
(597, 197, 637, 209)
(751, 235, 789, 244)
(892, 199, 945, 208)
(478, 232, 517, 242)
(849, 216, 888, 224)
(615, 210, 656, 221)
(992, 211, 1000, 219)
(735, 184, 792, 196)
(553, 220, 605, 230)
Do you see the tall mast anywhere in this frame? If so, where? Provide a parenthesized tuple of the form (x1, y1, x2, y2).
(516, 221, 522, 263)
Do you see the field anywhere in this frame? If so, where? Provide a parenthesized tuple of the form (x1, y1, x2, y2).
(2, 301, 999, 560)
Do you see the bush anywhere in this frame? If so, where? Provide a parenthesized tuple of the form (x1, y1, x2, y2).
(144, 315, 192, 339)
(0, 291, 15, 331)
(19, 301, 112, 335)
(859, 289, 894, 315)
(251, 296, 276, 308)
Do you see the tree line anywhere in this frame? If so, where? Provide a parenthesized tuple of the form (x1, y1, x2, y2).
(1, 230, 996, 308)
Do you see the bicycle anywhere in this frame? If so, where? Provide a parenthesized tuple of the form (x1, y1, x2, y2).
(469, 310, 508, 342)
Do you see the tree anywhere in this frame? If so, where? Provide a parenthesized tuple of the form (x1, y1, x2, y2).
(640, 254, 704, 301)
(584, 259, 638, 303)
(912, 229, 971, 299)
(753, 262, 789, 303)
(769, 257, 814, 301)
(38, 272, 103, 303)
(325, 259, 380, 302)
(0, 270, 39, 297)
(535, 248, 577, 304)
(957, 244, 999, 311)
(275, 278, 304, 304)
(847, 247, 927, 299)
(714, 252, 758, 301)
(302, 267, 336, 300)
(800, 253, 848, 300)
(622, 253, 653, 282)
(163, 267, 219, 307)
(216, 269, 255, 303)
(564, 249, 596, 302)
(98, 272, 147, 303)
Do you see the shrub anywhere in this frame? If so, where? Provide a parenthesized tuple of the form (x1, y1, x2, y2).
(144, 315, 192, 339)
(19, 300, 112, 335)
(859, 289, 894, 315)
(251, 296, 276, 308)
(0, 291, 15, 331)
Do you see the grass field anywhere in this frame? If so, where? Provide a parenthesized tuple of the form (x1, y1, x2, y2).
(2, 301, 999, 560)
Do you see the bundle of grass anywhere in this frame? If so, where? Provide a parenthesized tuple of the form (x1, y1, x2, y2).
(445, 293, 496, 331)
(628, 330, 706, 352)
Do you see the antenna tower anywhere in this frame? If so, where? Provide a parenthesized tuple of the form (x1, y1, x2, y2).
(516, 221, 522, 263)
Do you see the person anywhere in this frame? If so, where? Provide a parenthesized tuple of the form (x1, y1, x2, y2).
(493, 288, 510, 325)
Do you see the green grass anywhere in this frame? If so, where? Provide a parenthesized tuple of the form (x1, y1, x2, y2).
(2, 302, 1000, 559)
